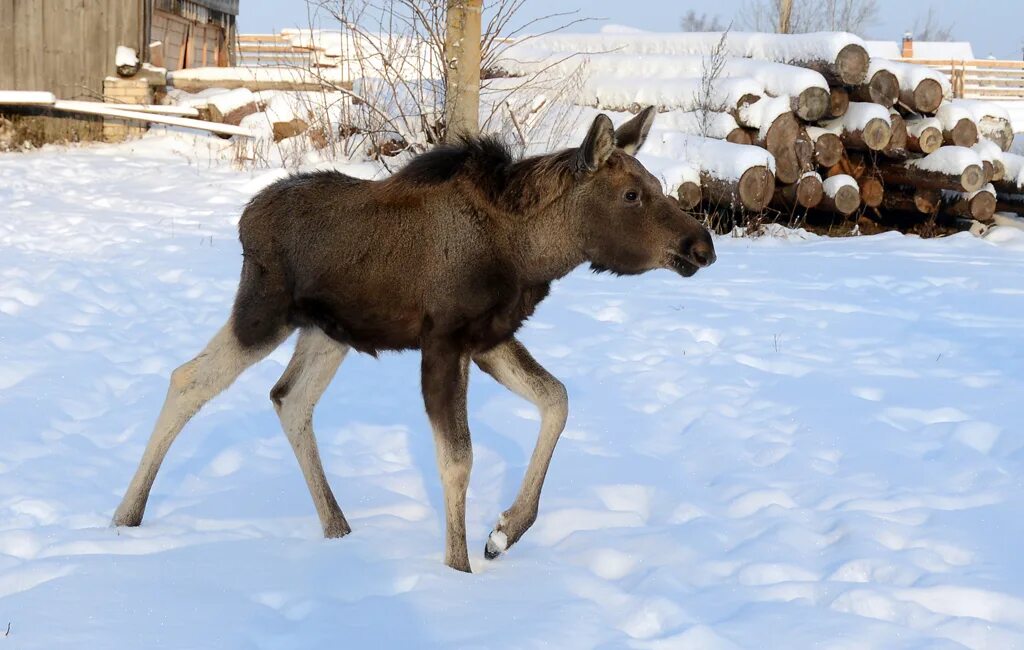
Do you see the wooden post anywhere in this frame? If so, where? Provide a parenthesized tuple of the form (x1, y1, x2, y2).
(443, 0, 482, 142)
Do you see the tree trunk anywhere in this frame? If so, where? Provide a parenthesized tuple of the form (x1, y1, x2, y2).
(899, 78, 943, 115)
(819, 183, 860, 216)
(443, 0, 482, 142)
(879, 162, 985, 193)
(942, 117, 978, 148)
(792, 88, 830, 122)
(677, 181, 702, 210)
(828, 86, 850, 118)
(702, 167, 775, 212)
(851, 69, 900, 108)
(947, 190, 997, 223)
(801, 44, 870, 86)
(757, 112, 814, 184)
(905, 118, 943, 154)
(882, 112, 909, 159)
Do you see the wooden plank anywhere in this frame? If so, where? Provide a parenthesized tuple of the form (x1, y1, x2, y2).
(13, 0, 44, 90)
(0, 1, 15, 89)
(51, 100, 254, 136)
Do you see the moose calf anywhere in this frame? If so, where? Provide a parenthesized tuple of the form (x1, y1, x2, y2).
(114, 108, 716, 572)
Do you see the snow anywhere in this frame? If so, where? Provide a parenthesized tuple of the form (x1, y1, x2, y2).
(3, 133, 1024, 649)
(993, 101, 1024, 134)
(821, 101, 890, 133)
(864, 41, 902, 60)
(506, 31, 867, 66)
(115, 46, 138, 68)
(1000, 152, 1024, 189)
(737, 95, 791, 139)
(169, 66, 347, 85)
(936, 102, 974, 132)
(909, 146, 984, 175)
(206, 88, 257, 115)
(972, 139, 1002, 165)
(499, 53, 828, 100)
(869, 58, 952, 98)
(823, 173, 857, 197)
(0, 91, 56, 105)
(906, 116, 942, 138)
(645, 132, 776, 180)
(950, 99, 1012, 123)
(578, 75, 762, 113)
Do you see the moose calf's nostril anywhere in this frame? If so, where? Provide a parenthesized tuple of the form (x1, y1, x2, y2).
(688, 241, 716, 267)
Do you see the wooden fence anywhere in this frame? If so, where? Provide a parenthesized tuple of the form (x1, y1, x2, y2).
(899, 59, 1024, 100)
(236, 34, 322, 67)
(234, 34, 1024, 103)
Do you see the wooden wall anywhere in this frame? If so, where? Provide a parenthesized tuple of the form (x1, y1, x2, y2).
(151, 9, 227, 71)
(0, 0, 143, 99)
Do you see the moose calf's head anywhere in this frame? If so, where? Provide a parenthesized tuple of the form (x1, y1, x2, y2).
(574, 107, 716, 278)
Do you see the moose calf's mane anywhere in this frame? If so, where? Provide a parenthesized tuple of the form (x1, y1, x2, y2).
(383, 135, 582, 217)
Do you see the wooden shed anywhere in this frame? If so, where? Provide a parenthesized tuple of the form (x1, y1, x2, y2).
(1, 0, 238, 99)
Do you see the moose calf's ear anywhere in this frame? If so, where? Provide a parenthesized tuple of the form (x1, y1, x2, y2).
(614, 105, 656, 155)
(576, 113, 616, 173)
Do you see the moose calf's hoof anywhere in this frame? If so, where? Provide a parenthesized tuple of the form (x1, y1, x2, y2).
(111, 507, 143, 528)
(323, 518, 352, 539)
(484, 530, 508, 560)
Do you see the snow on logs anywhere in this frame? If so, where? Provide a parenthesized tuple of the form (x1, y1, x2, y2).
(883, 147, 987, 194)
(820, 102, 892, 151)
(493, 30, 1021, 228)
(820, 175, 862, 215)
(657, 134, 777, 212)
(509, 31, 871, 86)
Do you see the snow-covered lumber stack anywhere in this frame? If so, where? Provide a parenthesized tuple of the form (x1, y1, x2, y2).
(495, 30, 1021, 234)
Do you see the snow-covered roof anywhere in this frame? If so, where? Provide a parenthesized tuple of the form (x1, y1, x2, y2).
(864, 40, 901, 59)
(912, 41, 975, 60)
(865, 40, 975, 61)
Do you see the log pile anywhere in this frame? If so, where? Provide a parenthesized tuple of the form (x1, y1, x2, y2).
(496, 31, 1023, 236)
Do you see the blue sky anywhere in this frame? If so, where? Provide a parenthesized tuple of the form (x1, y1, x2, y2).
(239, 0, 1024, 60)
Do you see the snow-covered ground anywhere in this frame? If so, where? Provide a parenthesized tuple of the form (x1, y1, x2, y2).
(2, 136, 1024, 649)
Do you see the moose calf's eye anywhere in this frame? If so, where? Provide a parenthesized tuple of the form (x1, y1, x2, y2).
(624, 190, 640, 203)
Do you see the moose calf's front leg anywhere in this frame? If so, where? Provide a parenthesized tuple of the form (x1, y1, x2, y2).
(421, 338, 473, 572)
(474, 338, 568, 559)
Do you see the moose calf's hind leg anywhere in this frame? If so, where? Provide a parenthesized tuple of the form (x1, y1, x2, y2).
(474, 339, 568, 560)
(113, 320, 289, 528)
(271, 328, 351, 538)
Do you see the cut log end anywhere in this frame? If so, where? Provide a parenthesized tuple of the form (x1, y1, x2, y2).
(814, 132, 844, 168)
(945, 118, 979, 147)
(960, 164, 985, 193)
(862, 118, 893, 151)
(970, 192, 997, 222)
(853, 70, 899, 108)
(796, 87, 830, 122)
(828, 86, 850, 119)
(860, 177, 884, 208)
(884, 113, 908, 158)
(795, 174, 824, 208)
(738, 166, 775, 212)
(725, 128, 753, 146)
(831, 185, 861, 215)
(993, 159, 1006, 182)
(911, 126, 943, 154)
(677, 181, 702, 210)
(915, 189, 942, 214)
(912, 79, 943, 115)
(835, 44, 870, 86)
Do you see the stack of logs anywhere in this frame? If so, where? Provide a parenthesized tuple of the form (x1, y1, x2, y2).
(496, 33, 1023, 235)
(688, 49, 1022, 235)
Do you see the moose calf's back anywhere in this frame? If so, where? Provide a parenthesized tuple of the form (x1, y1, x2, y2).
(234, 169, 547, 356)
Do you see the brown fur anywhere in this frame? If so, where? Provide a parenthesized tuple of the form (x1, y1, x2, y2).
(114, 109, 716, 572)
